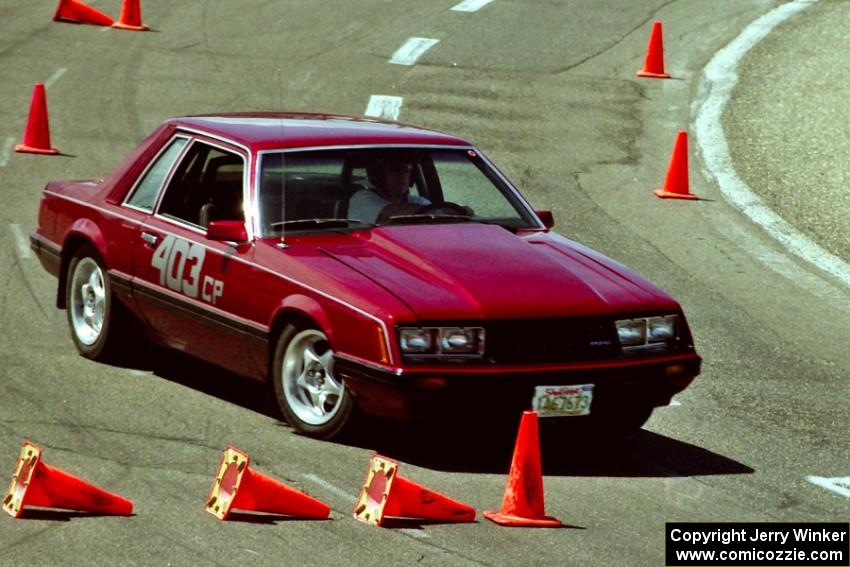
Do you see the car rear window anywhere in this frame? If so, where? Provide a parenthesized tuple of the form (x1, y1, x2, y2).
(125, 137, 188, 211)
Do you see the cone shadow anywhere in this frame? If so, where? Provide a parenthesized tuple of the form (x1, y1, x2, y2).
(224, 512, 330, 524)
(16, 509, 136, 521)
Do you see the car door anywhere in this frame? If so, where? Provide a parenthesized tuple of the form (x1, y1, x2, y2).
(131, 136, 266, 378)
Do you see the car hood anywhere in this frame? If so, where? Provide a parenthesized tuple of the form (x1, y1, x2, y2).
(317, 224, 679, 321)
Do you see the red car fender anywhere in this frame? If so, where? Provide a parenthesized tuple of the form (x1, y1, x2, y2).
(56, 219, 110, 309)
(271, 294, 335, 345)
(64, 218, 109, 263)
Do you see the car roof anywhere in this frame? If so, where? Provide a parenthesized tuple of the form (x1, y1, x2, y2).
(168, 112, 473, 151)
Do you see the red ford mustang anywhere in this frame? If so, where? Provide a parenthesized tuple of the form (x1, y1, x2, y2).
(31, 113, 700, 439)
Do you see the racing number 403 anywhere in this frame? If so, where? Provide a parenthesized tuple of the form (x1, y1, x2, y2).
(151, 234, 223, 305)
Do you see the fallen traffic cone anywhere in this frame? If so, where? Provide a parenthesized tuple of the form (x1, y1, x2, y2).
(484, 411, 561, 527)
(654, 131, 698, 200)
(205, 446, 330, 521)
(354, 454, 476, 526)
(3, 442, 133, 518)
(53, 0, 115, 26)
(112, 0, 149, 31)
(15, 83, 59, 155)
(637, 21, 670, 78)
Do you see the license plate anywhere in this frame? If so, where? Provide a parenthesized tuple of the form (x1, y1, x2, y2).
(532, 384, 594, 417)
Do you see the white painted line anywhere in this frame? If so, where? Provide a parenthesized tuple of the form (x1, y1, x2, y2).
(806, 476, 850, 499)
(0, 137, 13, 168)
(389, 37, 440, 66)
(365, 95, 404, 120)
(451, 0, 495, 12)
(694, 1, 850, 289)
(301, 473, 356, 503)
(44, 68, 67, 90)
(669, 399, 682, 407)
(9, 224, 31, 259)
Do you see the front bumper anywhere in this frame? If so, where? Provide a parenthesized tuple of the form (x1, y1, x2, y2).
(335, 352, 701, 420)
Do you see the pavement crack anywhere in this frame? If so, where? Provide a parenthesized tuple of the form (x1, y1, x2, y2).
(550, 0, 679, 75)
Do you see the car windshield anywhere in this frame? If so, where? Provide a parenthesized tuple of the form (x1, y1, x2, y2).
(257, 147, 538, 236)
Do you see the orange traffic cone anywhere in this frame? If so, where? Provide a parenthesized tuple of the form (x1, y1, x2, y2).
(637, 21, 670, 79)
(15, 83, 59, 155)
(53, 0, 114, 26)
(484, 411, 561, 527)
(654, 131, 698, 200)
(3, 442, 133, 518)
(354, 454, 476, 526)
(112, 0, 148, 31)
(205, 446, 330, 520)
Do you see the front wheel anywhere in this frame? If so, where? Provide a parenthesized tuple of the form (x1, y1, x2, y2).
(272, 325, 354, 439)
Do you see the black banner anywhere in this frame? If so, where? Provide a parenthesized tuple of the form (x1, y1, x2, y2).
(666, 523, 849, 566)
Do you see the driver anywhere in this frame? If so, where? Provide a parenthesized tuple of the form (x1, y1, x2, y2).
(348, 153, 430, 224)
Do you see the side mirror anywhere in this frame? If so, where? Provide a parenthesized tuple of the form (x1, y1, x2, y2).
(535, 210, 554, 229)
(206, 220, 248, 243)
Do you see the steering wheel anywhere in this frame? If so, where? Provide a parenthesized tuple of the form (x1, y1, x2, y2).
(418, 202, 473, 216)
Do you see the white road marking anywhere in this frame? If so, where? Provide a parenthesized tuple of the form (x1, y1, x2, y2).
(9, 224, 31, 259)
(44, 68, 67, 89)
(669, 399, 682, 407)
(301, 473, 356, 503)
(0, 137, 13, 167)
(451, 0, 495, 12)
(365, 95, 404, 120)
(806, 476, 850, 499)
(694, 1, 850, 289)
(389, 37, 440, 66)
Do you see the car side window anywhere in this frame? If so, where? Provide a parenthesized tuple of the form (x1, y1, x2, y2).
(157, 141, 245, 228)
(125, 137, 188, 211)
(432, 152, 518, 218)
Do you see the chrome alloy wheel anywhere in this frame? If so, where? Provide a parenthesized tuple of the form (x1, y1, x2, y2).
(69, 257, 106, 346)
(281, 329, 343, 426)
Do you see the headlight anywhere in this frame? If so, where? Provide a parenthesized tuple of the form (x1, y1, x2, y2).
(616, 315, 679, 352)
(439, 328, 479, 353)
(648, 315, 678, 342)
(399, 326, 484, 357)
(399, 328, 435, 354)
(615, 319, 646, 346)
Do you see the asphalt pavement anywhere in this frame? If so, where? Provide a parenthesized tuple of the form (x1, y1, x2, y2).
(0, 1, 847, 566)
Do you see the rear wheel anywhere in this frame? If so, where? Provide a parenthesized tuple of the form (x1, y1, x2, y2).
(65, 246, 126, 360)
(272, 324, 354, 439)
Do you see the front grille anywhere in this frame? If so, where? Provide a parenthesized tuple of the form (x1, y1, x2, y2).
(484, 318, 621, 364)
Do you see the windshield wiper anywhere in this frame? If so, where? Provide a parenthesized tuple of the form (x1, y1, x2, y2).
(270, 218, 373, 230)
(383, 214, 476, 224)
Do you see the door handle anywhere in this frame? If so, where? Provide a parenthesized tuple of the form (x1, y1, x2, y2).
(141, 232, 160, 246)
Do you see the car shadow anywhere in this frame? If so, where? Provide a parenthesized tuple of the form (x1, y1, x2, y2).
(121, 350, 752, 480)
(336, 419, 753, 478)
(117, 347, 273, 416)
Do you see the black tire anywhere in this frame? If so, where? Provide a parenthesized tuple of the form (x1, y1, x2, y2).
(271, 324, 355, 439)
(64, 245, 126, 361)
